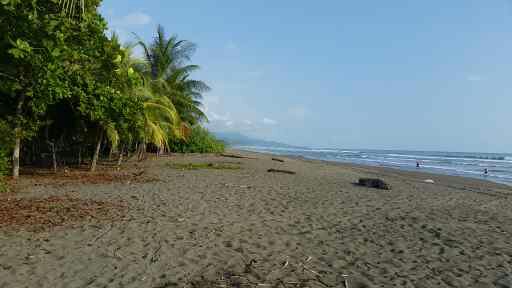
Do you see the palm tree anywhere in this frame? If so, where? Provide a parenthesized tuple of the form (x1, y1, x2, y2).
(114, 39, 184, 158)
(136, 25, 197, 80)
(135, 25, 209, 150)
(165, 66, 210, 125)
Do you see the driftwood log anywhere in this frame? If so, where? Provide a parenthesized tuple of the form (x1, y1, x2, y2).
(357, 178, 390, 190)
(271, 157, 285, 163)
(220, 153, 256, 160)
(267, 169, 296, 175)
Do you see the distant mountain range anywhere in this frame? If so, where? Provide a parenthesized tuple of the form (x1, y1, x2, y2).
(213, 132, 304, 149)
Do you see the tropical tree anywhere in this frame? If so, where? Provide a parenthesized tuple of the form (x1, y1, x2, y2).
(0, 0, 219, 178)
(165, 65, 210, 125)
(0, 0, 143, 175)
(0, 0, 78, 177)
(135, 25, 209, 148)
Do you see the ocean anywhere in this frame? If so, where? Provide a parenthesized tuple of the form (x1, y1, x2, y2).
(236, 146, 512, 185)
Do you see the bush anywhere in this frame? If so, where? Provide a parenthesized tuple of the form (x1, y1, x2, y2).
(0, 121, 12, 193)
(168, 126, 225, 154)
(0, 148, 8, 176)
(0, 146, 9, 193)
(0, 158, 8, 193)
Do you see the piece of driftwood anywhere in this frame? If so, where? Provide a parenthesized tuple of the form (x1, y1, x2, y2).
(132, 170, 145, 177)
(220, 153, 256, 160)
(272, 157, 285, 163)
(267, 169, 296, 175)
(356, 178, 390, 190)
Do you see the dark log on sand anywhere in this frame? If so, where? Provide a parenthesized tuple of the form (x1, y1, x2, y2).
(356, 178, 391, 190)
(272, 157, 285, 163)
(267, 168, 296, 175)
(220, 153, 256, 160)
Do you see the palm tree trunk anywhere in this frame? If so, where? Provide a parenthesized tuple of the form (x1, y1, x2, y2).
(90, 129, 104, 172)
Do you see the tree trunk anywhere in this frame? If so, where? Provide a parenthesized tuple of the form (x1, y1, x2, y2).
(90, 129, 104, 172)
(138, 142, 146, 161)
(109, 146, 114, 161)
(50, 142, 57, 173)
(12, 132, 21, 178)
(12, 93, 26, 179)
(116, 146, 124, 170)
(78, 148, 81, 167)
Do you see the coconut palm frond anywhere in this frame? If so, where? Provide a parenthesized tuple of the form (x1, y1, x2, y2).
(145, 120, 167, 149)
(144, 102, 179, 124)
(59, 0, 85, 17)
(104, 122, 119, 150)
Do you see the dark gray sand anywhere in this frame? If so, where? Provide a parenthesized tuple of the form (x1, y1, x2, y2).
(1, 150, 512, 287)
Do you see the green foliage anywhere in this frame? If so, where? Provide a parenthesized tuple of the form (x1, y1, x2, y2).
(0, 148, 8, 177)
(0, 179, 8, 193)
(0, 122, 11, 192)
(0, 121, 13, 176)
(0, 153, 8, 193)
(0, 0, 214, 177)
(135, 26, 210, 150)
(168, 126, 225, 154)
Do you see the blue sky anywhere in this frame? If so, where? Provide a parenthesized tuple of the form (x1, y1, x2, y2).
(100, 1, 512, 153)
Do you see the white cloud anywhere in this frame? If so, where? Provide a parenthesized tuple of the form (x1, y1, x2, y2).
(225, 121, 234, 127)
(263, 118, 277, 125)
(112, 12, 152, 27)
(243, 120, 253, 125)
(467, 75, 483, 82)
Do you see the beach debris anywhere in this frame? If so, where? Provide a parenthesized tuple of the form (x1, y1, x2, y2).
(169, 162, 241, 170)
(494, 274, 512, 288)
(342, 274, 350, 288)
(267, 168, 296, 175)
(424, 179, 435, 184)
(150, 242, 162, 264)
(220, 153, 257, 160)
(188, 254, 339, 288)
(89, 224, 113, 246)
(244, 259, 258, 273)
(356, 178, 391, 190)
(132, 170, 145, 177)
(224, 183, 252, 189)
(0, 196, 126, 232)
(272, 157, 285, 163)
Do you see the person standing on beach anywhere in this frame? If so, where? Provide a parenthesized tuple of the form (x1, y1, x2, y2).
(416, 161, 420, 168)
(484, 168, 488, 176)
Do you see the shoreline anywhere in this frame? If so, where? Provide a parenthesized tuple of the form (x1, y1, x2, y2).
(234, 147, 512, 187)
(1, 151, 511, 287)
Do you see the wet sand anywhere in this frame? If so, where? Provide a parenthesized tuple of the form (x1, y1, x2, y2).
(1, 150, 511, 287)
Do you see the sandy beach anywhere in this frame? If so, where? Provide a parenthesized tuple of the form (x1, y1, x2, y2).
(1, 150, 511, 288)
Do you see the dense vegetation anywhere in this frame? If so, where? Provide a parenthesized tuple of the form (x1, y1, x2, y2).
(168, 126, 225, 154)
(0, 0, 222, 179)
